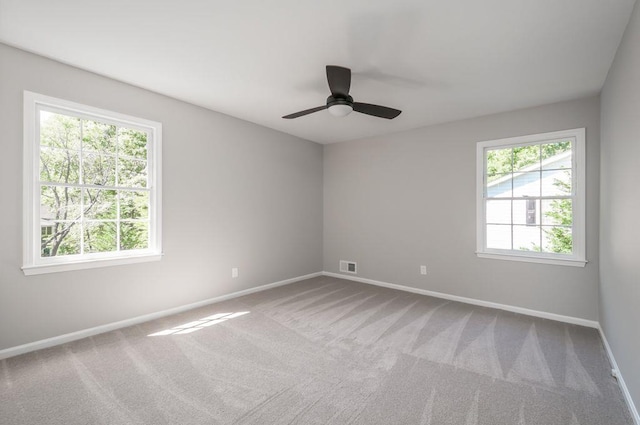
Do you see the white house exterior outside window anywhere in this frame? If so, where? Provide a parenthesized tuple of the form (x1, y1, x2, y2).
(23, 92, 162, 275)
(476, 128, 586, 267)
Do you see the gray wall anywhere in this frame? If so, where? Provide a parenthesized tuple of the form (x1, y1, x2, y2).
(324, 96, 601, 320)
(600, 0, 640, 411)
(0, 43, 323, 351)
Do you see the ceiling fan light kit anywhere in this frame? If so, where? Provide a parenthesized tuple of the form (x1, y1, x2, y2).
(327, 97, 353, 117)
(283, 65, 401, 120)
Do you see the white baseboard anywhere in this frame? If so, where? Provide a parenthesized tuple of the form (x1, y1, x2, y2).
(322, 271, 599, 328)
(598, 326, 640, 425)
(0, 272, 322, 360)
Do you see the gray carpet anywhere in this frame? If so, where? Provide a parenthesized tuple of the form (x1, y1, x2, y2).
(1, 276, 633, 424)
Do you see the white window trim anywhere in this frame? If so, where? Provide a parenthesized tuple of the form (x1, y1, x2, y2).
(22, 91, 163, 275)
(476, 128, 586, 267)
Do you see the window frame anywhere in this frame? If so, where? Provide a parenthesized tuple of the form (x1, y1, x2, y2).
(476, 128, 586, 267)
(23, 91, 163, 275)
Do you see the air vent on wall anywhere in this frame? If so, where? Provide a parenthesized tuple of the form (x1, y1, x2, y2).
(339, 260, 357, 274)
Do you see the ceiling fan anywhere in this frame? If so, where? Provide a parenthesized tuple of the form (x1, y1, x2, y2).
(282, 65, 402, 120)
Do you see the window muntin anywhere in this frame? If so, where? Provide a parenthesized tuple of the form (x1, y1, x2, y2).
(476, 129, 586, 267)
(23, 92, 162, 274)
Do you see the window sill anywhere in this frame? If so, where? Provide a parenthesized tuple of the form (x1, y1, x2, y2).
(22, 253, 163, 276)
(476, 252, 587, 267)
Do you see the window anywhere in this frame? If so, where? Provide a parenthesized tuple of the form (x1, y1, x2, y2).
(525, 199, 536, 225)
(476, 128, 586, 267)
(23, 92, 162, 275)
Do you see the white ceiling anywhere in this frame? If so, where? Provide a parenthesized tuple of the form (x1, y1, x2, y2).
(0, 0, 636, 144)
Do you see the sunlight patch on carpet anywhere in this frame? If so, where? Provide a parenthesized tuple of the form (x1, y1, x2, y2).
(148, 311, 250, 336)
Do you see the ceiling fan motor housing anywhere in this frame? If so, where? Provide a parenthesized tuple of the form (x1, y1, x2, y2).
(326, 95, 353, 108)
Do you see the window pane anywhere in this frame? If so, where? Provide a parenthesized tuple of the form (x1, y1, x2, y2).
(513, 199, 539, 225)
(82, 152, 116, 186)
(486, 224, 511, 249)
(543, 226, 572, 254)
(120, 190, 149, 220)
(486, 148, 512, 177)
(84, 189, 117, 219)
(118, 128, 148, 159)
(41, 221, 81, 257)
(118, 158, 147, 188)
(541, 169, 571, 196)
(83, 222, 117, 253)
(541, 199, 572, 226)
(486, 174, 512, 198)
(513, 171, 541, 197)
(40, 111, 81, 150)
(486, 200, 511, 224)
(82, 120, 117, 153)
(120, 222, 149, 250)
(513, 144, 540, 173)
(513, 225, 541, 252)
(40, 147, 80, 184)
(41, 185, 82, 220)
(542, 140, 572, 169)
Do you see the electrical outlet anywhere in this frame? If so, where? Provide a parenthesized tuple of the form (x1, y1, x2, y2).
(231, 267, 239, 278)
(420, 265, 427, 275)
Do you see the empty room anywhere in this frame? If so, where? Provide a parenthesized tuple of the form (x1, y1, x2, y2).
(1, 1, 639, 424)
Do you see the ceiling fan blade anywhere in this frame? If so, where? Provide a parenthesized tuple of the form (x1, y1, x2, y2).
(353, 102, 402, 119)
(326, 65, 351, 97)
(282, 105, 327, 119)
